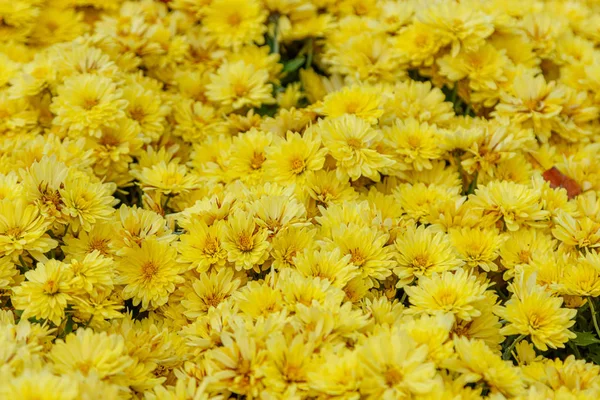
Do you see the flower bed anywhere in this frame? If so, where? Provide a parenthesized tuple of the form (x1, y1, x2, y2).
(1, 0, 600, 398)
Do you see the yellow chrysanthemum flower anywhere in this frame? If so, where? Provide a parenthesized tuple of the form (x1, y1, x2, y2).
(221, 210, 270, 271)
(49, 328, 133, 384)
(470, 180, 550, 231)
(317, 85, 383, 124)
(206, 61, 275, 111)
(0, 369, 78, 400)
(555, 253, 600, 297)
(319, 114, 394, 181)
(358, 327, 441, 399)
(181, 268, 241, 319)
(449, 227, 504, 272)
(116, 238, 185, 310)
(0, 198, 57, 260)
(11, 259, 74, 325)
(394, 225, 464, 288)
(202, 0, 267, 49)
(383, 118, 443, 172)
(177, 220, 227, 273)
(495, 274, 577, 351)
(448, 336, 525, 397)
(405, 269, 489, 322)
(50, 74, 128, 138)
(264, 130, 326, 184)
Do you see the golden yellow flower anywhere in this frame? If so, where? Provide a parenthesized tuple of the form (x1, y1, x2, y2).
(0, 369, 78, 400)
(221, 210, 270, 271)
(317, 85, 383, 124)
(449, 227, 504, 272)
(405, 269, 489, 322)
(495, 274, 577, 351)
(49, 328, 133, 383)
(555, 253, 600, 297)
(177, 220, 228, 273)
(206, 61, 275, 111)
(358, 327, 441, 399)
(202, 0, 267, 49)
(493, 72, 565, 142)
(181, 268, 241, 319)
(11, 259, 73, 325)
(0, 198, 57, 260)
(264, 130, 326, 184)
(394, 225, 464, 288)
(448, 336, 525, 397)
(319, 114, 393, 181)
(470, 181, 550, 231)
(50, 74, 128, 138)
(116, 238, 185, 310)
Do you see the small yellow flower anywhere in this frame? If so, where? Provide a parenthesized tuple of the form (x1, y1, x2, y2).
(555, 252, 600, 297)
(203, 0, 267, 49)
(405, 269, 489, 321)
(495, 274, 577, 351)
(0, 198, 57, 260)
(116, 238, 185, 310)
(394, 225, 463, 288)
(177, 220, 228, 273)
(264, 130, 326, 184)
(11, 259, 74, 326)
(319, 114, 393, 181)
(317, 85, 383, 124)
(221, 210, 270, 271)
(383, 118, 443, 172)
(181, 268, 241, 319)
(49, 328, 133, 382)
(358, 327, 440, 399)
(448, 336, 525, 397)
(50, 74, 128, 138)
(206, 61, 275, 111)
(470, 180, 550, 231)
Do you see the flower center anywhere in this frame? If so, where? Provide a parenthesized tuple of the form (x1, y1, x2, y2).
(384, 367, 404, 386)
(290, 157, 305, 174)
(82, 97, 99, 110)
(204, 236, 220, 255)
(43, 279, 59, 295)
(128, 106, 146, 122)
(250, 152, 265, 170)
(233, 82, 248, 97)
(412, 254, 429, 270)
(227, 13, 242, 27)
(347, 138, 363, 150)
(141, 261, 159, 280)
(238, 234, 253, 252)
(5, 227, 23, 239)
(529, 313, 543, 329)
(349, 248, 365, 266)
(89, 238, 110, 255)
(517, 249, 532, 264)
(437, 289, 457, 306)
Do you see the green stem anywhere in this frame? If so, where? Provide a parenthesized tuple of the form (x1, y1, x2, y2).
(18, 255, 29, 271)
(400, 291, 407, 304)
(569, 341, 582, 359)
(163, 194, 173, 212)
(589, 298, 600, 340)
(306, 38, 314, 69)
(272, 15, 280, 55)
(502, 334, 526, 360)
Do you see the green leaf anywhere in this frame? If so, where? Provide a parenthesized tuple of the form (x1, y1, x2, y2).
(283, 57, 306, 73)
(465, 171, 478, 195)
(572, 331, 600, 346)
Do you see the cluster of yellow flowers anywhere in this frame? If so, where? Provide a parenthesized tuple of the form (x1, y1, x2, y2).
(3, 0, 600, 398)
